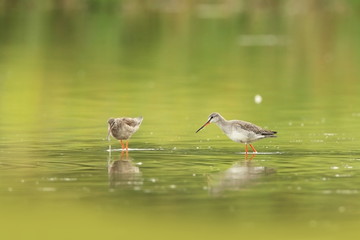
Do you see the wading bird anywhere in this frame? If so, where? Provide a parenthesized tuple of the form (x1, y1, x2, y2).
(196, 112, 277, 153)
(107, 116, 143, 151)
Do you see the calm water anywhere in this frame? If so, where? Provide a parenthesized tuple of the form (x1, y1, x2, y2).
(1, 1, 360, 239)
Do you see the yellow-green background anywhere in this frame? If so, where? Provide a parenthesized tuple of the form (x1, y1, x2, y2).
(1, 1, 360, 239)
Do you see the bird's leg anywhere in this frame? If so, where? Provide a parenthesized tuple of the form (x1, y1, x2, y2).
(244, 153, 255, 161)
(249, 144, 257, 153)
(245, 144, 248, 154)
(120, 140, 125, 151)
(125, 141, 129, 157)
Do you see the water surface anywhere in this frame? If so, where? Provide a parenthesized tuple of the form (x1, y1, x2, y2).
(1, 1, 360, 239)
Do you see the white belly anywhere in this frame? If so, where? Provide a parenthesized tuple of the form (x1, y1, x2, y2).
(226, 129, 263, 144)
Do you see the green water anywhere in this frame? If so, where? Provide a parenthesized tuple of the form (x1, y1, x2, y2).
(1, 1, 360, 239)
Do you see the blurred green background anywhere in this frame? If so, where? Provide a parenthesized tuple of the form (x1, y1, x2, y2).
(1, 0, 360, 239)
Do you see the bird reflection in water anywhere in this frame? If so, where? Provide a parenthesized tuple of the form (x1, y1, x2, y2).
(208, 154, 276, 196)
(108, 150, 143, 189)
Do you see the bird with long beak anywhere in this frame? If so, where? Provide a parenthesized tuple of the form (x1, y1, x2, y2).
(196, 112, 277, 153)
(107, 116, 143, 151)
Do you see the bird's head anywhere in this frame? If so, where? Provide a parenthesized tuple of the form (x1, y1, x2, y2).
(207, 112, 221, 123)
(108, 118, 115, 126)
(196, 112, 222, 133)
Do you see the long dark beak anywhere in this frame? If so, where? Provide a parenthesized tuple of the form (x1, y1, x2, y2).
(106, 128, 111, 141)
(106, 122, 115, 141)
(196, 119, 211, 133)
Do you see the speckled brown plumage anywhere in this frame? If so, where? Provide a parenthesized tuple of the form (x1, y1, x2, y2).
(107, 116, 143, 150)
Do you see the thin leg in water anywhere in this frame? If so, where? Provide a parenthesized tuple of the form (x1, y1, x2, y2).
(125, 141, 129, 156)
(249, 144, 257, 153)
(119, 140, 125, 151)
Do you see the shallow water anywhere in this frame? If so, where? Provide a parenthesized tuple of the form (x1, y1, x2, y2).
(1, 1, 360, 239)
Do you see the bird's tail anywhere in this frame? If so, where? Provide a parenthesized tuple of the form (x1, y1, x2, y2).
(262, 130, 277, 138)
(264, 135, 277, 138)
(136, 116, 144, 125)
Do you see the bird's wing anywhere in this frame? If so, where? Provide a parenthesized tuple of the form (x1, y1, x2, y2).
(233, 120, 264, 134)
(123, 118, 139, 127)
(234, 120, 277, 135)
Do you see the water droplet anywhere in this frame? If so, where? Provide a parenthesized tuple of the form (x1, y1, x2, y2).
(254, 94, 262, 104)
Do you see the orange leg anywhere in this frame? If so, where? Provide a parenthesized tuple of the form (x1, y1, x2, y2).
(119, 140, 125, 151)
(245, 153, 256, 161)
(125, 141, 129, 151)
(245, 144, 248, 154)
(249, 144, 257, 153)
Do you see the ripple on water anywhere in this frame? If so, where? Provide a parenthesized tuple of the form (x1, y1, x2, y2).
(37, 187, 57, 192)
(106, 148, 162, 152)
(322, 189, 359, 195)
(235, 151, 283, 155)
